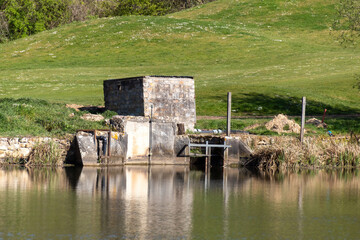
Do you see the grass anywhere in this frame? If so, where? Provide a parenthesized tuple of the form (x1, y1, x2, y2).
(196, 116, 360, 135)
(0, 98, 113, 137)
(0, 0, 359, 135)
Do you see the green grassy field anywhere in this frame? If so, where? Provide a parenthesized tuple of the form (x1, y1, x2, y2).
(0, 0, 359, 135)
(0, 98, 113, 136)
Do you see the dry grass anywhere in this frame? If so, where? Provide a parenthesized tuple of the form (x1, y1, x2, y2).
(247, 136, 360, 170)
(27, 141, 62, 166)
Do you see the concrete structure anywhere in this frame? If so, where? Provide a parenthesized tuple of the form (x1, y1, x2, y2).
(104, 76, 196, 130)
(75, 116, 192, 165)
(73, 76, 253, 166)
(74, 116, 253, 166)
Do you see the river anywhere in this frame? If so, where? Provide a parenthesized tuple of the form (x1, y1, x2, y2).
(0, 165, 359, 239)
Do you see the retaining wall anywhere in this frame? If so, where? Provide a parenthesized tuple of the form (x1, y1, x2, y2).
(0, 137, 71, 162)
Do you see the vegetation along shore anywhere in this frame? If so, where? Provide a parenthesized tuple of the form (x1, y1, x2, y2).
(0, 0, 359, 167)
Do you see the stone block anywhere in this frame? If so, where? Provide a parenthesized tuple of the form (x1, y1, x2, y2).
(0, 145, 8, 151)
(19, 148, 31, 157)
(19, 138, 28, 143)
(0, 150, 6, 158)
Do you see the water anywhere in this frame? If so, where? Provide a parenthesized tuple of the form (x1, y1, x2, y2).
(0, 166, 360, 240)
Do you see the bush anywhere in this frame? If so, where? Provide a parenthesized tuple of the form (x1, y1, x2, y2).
(114, 0, 169, 16)
(0, 0, 214, 42)
(1, 0, 70, 40)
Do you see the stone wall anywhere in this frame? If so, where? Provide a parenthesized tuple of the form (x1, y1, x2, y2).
(76, 131, 127, 165)
(143, 76, 196, 130)
(0, 137, 71, 162)
(103, 76, 196, 130)
(103, 77, 144, 116)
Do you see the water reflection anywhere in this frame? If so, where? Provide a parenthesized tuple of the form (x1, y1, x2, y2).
(0, 166, 360, 239)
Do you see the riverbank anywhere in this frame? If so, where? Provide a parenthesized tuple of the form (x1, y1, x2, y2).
(0, 136, 73, 165)
(238, 134, 360, 170)
(0, 99, 358, 168)
(0, 132, 359, 170)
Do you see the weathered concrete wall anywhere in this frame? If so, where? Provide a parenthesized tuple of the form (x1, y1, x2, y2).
(125, 119, 149, 159)
(0, 137, 70, 162)
(104, 76, 196, 130)
(143, 76, 196, 130)
(123, 119, 188, 164)
(225, 137, 253, 165)
(75, 118, 190, 165)
(76, 133, 97, 164)
(75, 131, 128, 166)
(151, 122, 176, 157)
(108, 133, 128, 164)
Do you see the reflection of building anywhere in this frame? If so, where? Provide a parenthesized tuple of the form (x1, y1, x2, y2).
(2, 167, 360, 239)
(75, 166, 194, 239)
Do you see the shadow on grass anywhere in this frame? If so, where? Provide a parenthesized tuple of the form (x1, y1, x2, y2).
(79, 106, 106, 114)
(227, 93, 360, 116)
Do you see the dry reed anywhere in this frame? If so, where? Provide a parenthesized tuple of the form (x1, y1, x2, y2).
(248, 136, 360, 170)
(27, 141, 62, 166)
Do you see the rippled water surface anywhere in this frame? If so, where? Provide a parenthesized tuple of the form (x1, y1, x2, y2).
(0, 166, 360, 239)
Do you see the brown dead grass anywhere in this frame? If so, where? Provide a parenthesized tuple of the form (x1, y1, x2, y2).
(248, 136, 360, 170)
(265, 114, 301, 134)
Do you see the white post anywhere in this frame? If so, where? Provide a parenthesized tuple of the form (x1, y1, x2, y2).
(300, 97, 306, 143)
(226, 92, 232, 136)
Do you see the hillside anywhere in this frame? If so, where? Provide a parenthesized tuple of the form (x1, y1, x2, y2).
(0, 0, 359, 117)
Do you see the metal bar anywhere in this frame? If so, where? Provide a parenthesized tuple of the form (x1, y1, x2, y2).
(188, 138, 191, 155)
(188, 143, 231, 148)
(149, 104, 153, 165)
(188, 154, 210, 157)
(208, 147, 211, 165)
(205, 141, 208, 156)
(94, 130, 97, 146)
(321, 109, 327, 123)
(107, 130, 111, 163)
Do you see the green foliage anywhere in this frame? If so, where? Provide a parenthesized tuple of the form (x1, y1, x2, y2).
(2, 0, 69, 40)
(0, 0, 212, 41)
(114, 0, 168, 16)
(0, 98, 109, 137)
(0, 0, 359, 125)
(102, 110, 118, 119)
(334, 0, 360, 45)
(4, 0, 37, 39)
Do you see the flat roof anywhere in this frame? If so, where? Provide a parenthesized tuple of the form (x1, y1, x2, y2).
(104, 75, 194, 82)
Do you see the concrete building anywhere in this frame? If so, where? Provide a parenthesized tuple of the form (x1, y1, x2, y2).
(103, 76, 196, 130)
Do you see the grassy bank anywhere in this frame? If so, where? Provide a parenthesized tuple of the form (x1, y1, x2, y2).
(0, 98, 112, 137)
(245, 135, 360, 169)
(0, 0, 359, 117)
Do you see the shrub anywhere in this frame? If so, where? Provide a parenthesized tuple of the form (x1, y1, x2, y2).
(1, 0, 70, 41)
(0, 0, 214, 41)
(113, 0, 169, 16)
